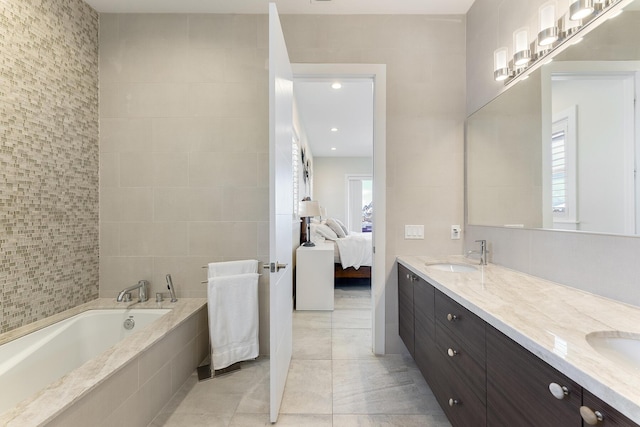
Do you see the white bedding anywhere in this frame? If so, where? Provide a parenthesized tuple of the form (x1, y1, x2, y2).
(334, 232, 372, 270)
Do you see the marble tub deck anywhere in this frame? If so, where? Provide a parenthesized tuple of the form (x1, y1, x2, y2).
(151, 285, 451, 426)
(0, 298, 207, 426)
(399, 255, 640, 424)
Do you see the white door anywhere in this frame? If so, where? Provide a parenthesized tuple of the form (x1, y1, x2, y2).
(268, 3, 293, 423)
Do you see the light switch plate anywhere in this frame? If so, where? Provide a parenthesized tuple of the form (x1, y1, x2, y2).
(404, 225, 424, 240)
(451, 225, 461, 240)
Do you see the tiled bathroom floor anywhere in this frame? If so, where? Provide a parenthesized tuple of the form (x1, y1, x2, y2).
(150, 285, 450, 426)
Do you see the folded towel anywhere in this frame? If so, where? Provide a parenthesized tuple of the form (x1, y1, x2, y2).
(208, 260, 258, 279)
(207, 273, 259, 370)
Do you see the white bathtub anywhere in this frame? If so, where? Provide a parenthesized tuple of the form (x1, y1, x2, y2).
(0, 308, 170, 414)
(0, 298, 210, 427)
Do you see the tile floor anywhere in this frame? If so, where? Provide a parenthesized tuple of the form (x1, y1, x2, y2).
(150, 285, 450, 426)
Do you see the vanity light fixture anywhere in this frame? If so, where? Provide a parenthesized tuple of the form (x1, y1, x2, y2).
(538, 2, 559, 46)
(331, 82, 342, 89)
(560, 10, 582, 38)
(513, 28, 532, 66)
(570, 0, 595, 21)
(493, 47, 510, 81)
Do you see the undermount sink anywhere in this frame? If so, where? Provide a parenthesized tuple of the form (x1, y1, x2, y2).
(426, 263, 477, 273)
(586, 331, 640, 371)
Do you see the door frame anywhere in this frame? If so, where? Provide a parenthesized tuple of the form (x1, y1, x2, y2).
(292, 63, 387, 354)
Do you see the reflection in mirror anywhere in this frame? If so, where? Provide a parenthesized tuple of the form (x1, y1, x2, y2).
(467, 1, 640, 235)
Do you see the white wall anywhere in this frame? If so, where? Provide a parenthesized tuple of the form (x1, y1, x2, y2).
(313, 157, 372, 225)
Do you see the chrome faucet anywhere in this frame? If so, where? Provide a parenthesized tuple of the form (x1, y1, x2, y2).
(166, 274, 178, 303)
(116, 280, 149, 302)
(475, 239, 487, 265)
(466, 240, 488, 265)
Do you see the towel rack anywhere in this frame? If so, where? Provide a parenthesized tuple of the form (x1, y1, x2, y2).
(201, 272, 263, 284)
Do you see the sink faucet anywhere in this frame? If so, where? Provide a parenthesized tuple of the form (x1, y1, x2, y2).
(467, 240, 488, 265)
(117, 280, 149, 302)
(475, 239, 487, 265)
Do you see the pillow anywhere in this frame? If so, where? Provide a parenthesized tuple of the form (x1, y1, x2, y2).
(311, 223, 338, 240)
(333, 218, 349, 236)
(326, 218, 346, 238)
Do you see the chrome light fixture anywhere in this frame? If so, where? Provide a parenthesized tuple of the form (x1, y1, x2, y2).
(570, 0, 595, 20)
(560, 10, 582, 38)
(493, 47, 510, 81)
(538, 2, 559, 46)
(513, 28, 532, 67)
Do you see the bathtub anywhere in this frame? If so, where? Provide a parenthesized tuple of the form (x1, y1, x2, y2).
(0, 308, 170, 414)
(0, 298, 208, 426)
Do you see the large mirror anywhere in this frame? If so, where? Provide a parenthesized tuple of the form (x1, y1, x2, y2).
(467, 0, 640, 235)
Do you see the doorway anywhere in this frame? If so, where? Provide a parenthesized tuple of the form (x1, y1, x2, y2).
(292, 63, 386, 354)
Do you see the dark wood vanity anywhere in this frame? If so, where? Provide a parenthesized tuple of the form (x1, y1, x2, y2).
(398, 263, 638, 427)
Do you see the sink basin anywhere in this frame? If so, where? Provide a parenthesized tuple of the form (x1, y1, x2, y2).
(426, 263, 477, 273)
(586, 331, 640, 371)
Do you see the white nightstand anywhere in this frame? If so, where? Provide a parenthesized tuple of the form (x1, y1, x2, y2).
(296, 242, 334, 310)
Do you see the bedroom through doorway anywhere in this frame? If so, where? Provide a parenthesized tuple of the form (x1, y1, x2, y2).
(292, 63, 386, 354)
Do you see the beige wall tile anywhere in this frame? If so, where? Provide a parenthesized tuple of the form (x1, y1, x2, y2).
(153, 152, 189, 187)
(100, 187, 154, 222)
(120, 152, 154, 187)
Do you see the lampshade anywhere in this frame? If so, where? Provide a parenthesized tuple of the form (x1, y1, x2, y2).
(494, 47, 510, 82)
(512, 28, 532, 66)
(538, 2, 559, 46)
(570, 0, 594, 21)
(299, 200, 321, 218)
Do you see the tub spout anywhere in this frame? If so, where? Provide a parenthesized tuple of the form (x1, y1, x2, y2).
(116, 280, 149, 302)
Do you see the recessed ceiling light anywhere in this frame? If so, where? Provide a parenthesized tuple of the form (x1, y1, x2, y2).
(331, 147, 337, 151)
(331, 82, 342, 89)
(331, 127, 338, 132)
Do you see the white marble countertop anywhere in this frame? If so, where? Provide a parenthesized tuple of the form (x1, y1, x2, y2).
(397, 255, 640, 424)
(0, 297, 207, 426)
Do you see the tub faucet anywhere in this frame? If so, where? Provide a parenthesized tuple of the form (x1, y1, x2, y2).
(117, 280, 149, 302)
(165, 274, 178, 303)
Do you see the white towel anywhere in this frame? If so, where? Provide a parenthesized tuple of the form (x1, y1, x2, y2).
(207, 273, 259, 370)
(208, 260, 258, 279)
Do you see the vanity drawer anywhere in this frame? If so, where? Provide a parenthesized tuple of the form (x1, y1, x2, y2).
(431, 354, 487, 427)
(486, 325, 582, 427)
(435, 322, 486, 405)
(435, 290, 485, 356)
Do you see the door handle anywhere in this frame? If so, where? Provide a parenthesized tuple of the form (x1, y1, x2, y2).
(264, 262, 288, 273)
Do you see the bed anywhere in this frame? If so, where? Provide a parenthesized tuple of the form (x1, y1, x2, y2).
(304, 219, 372, 280)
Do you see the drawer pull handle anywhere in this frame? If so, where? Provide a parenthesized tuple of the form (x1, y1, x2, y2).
(448, 398, 460, 407)
(447, 313, 459, 322)
(447, 348, 459, 357)
(548, 382, 569, 400)
(580, 406, 604, 425)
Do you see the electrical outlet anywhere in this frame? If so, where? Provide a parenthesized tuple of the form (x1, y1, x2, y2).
(451, 225, 461, 240)
(404, 225, 424, 240)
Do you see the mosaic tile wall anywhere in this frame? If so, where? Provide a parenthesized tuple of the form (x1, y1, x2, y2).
(0, 0, 99, 333)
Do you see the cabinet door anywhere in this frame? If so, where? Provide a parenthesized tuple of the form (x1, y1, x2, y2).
(487, 325, 582, 427)
(581, 390, 639, 427)
(398, 264, 414, 356)
(414, 278, 436, 385)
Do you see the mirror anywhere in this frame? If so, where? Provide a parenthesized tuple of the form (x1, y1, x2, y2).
(467, 1, 640, 235)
